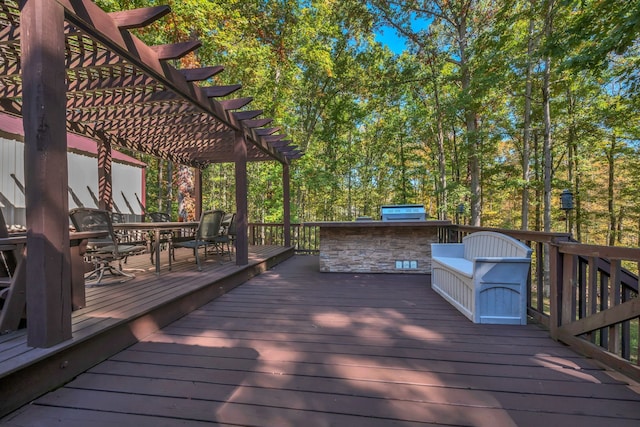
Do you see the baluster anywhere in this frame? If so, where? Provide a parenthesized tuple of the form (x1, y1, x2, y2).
(588, 257, 598, 344)
(609, 259, 621, 355)
(600, 273, 609, 348)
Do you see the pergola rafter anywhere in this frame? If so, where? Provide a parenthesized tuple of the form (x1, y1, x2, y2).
(0, 1, 301, 166)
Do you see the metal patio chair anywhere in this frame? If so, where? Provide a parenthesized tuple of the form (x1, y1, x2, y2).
(213, 212, 235, 260)
(69, 208, 146, 285)
(172, 209, 224, 271)
(147, 212, 171, 222)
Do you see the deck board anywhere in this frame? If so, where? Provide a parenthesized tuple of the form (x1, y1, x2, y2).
(2, 255, 639, 426)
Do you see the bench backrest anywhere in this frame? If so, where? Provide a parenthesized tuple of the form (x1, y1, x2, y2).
(462, 231, 532, 260)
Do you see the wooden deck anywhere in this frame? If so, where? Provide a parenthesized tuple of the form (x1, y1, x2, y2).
(0, 245, 294, 417)
(2, 255, 639, 426)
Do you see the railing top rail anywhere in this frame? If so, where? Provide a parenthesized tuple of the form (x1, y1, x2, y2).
(250, 222, 314, 226)
(557, 241, 640, 260)
(451, 225, 572, 244)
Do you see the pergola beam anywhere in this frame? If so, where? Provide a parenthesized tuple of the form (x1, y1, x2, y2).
(203, 85, 242, 98)
(261, 133, 286, 142)
(233, 110, 263, 121)
(254, 127, 280, 136)
(180, 66, 224, 82)
(108, 6, 171, 30)
(242, 118, 272, 128)
(150, 40, 201, 60)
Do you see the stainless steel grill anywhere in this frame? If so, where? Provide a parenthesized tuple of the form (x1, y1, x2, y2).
(380, 204, 426, 221)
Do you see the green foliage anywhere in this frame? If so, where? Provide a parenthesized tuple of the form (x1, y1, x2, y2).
(97, 0, 640, 245)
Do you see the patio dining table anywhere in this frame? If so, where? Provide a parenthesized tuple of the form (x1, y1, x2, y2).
(113, 222, 199, 274)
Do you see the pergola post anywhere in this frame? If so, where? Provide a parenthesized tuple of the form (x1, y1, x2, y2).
(194, 167, 202, 220)
(97, 140, 113, 211)
(234, 131, 248, 265)
(21, 0, 72, 347)
(283, 162, 291, 247)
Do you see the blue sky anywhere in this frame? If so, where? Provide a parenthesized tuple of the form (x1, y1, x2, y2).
(374, 16, 432, 54)
(375, 27, 406, 54)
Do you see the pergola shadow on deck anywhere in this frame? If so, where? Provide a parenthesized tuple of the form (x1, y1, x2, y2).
(0, 245, 294, 417)
(4, 256, 640, 426)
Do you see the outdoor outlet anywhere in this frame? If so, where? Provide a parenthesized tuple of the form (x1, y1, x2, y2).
(395, 260, 418, 270)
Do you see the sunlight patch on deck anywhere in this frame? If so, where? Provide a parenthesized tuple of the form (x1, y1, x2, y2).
(399, 324, 446, 340)
(532, 353, 601, 383)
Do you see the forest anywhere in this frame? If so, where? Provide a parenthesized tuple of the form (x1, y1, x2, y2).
(95, 0, 640, 247)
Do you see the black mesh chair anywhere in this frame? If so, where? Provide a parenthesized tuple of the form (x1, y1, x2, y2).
(110, 212, 126, 224)
(213, 212, 235, 260)
(69, 208, 146, 285)
(147, 212, 171, 222)
(172, 209, 224, 271)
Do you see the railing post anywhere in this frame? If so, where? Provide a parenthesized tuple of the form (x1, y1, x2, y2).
(548, 243, 562, 340)
(536, 242, 545, 314)
(233, 130, 248, 265)
(283, 163, 291, 247)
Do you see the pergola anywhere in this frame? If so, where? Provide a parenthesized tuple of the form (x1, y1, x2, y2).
(0, 0, 301, 347)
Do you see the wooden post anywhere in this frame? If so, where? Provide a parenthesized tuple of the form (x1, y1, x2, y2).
(194, 167, 202, 220)
(21, 0, 72, 346)
(283, 162, 291, 247)
(234, 131, 248, 265)
(548, 243, 561, 340)
(97, 140, 113, 211)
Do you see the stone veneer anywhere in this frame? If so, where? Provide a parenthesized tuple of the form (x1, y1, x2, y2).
(318, 225, 438, 274)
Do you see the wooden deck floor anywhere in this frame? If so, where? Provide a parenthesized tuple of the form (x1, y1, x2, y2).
(2, 255, 639, 426)
(0, 245, 293, 417)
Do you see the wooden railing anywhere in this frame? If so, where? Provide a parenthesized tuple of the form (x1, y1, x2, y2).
(248, 223, 320, 254)
(549, 242, 639, 380)
(253, 221, 640, 381)
(445, 224, 639, 382)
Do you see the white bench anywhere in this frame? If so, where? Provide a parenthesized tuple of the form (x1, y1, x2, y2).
(431, 231, 532, 325)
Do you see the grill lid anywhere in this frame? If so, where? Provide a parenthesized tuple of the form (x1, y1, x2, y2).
(380, 204, 426, 221)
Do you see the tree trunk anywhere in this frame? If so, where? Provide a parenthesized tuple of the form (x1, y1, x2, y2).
(427, 57, 448, 220)
(566, 86, 576, 236)
(542, 0, 555, 297)
(534, 132, 542, 232)
(607, 134, 617, 246)
(455, 16, 481, 226)
(166, 161, 173, 214)
(521, 7, 536, 230)
(575, 156, 582, 241)
(617, 207, 624, 244)
(157, 158, 163, 212)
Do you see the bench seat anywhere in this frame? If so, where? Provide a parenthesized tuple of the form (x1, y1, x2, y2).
(431, 231, 532, 325)
(431, 256, 473, 278)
